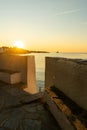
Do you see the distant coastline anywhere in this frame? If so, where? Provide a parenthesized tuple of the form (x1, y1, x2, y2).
(0, 46, 49, 54)
(29, 50, 49, 53)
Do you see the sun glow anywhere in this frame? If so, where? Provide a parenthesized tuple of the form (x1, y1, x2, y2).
(14, 41, 24, 48)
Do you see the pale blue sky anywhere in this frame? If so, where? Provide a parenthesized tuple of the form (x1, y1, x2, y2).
(0, 0, 87, 52)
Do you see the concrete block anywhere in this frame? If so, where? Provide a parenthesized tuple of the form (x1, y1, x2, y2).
(45, 57, 87, 110)
(44, 92, 75, 130)
(0, 71, 21, 84)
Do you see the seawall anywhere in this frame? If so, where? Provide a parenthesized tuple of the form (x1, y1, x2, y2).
(45, 57, 87, 110)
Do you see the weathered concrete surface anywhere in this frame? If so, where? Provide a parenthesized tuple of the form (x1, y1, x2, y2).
(45, 87, 87, 130)
(0, 54, 38, 94)
(0, 81, 61, 130)
(0, 54, 27, 83)
(44, 92, 74, 130)
(27, 56, 38, 94)
(45, 57, 87, 110)
(0, 71, 21, 84)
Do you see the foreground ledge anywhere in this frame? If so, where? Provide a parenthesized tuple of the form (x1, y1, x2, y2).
(44, 87, 87, 130)
(0, 82, 60, 130)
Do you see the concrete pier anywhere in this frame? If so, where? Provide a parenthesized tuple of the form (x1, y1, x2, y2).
(0, 54, 38, 94)
(0, 81, 61, 130)
(45, 57, 87, 110)
(45, 57, 87, 130)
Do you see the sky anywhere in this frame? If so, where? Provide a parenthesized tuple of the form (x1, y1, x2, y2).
(0, 0, 87, 52)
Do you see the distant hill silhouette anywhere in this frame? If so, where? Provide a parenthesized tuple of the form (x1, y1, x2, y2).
(0, 46, 49, 54)
(0, 46, 29, 54)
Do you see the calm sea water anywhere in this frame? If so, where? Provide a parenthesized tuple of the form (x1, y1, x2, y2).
(29, 52, 87, 91)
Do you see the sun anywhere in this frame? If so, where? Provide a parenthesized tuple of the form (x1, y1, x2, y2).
(14, 41, 24, 48)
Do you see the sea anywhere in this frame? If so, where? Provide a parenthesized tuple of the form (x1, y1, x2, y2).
(29, 52, 87, 91)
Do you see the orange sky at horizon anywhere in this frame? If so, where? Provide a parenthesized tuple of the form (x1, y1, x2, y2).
(0, 40, 87, 52)
(0, 0, 87, 53)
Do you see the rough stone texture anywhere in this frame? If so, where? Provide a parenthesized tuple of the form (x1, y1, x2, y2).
(45, 57, 87, 110)
(44, 91, 75, 130)
(45, 87, 87, 130)
(0, 81, 61, 130)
